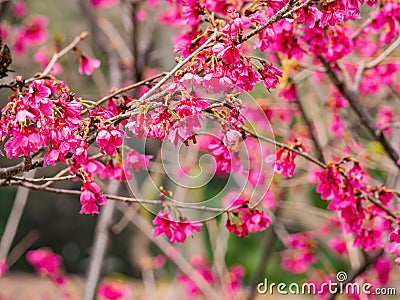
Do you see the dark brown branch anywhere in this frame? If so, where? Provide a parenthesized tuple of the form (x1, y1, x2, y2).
(0, 156, 45, 180)
(87, 72, 167, 112)
(0, 0, 10, 19)
(320, 57, 400, 169)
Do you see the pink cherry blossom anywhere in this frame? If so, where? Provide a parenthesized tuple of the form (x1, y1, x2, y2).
(96, 125, 124, 155)
(78, 55, 101, 75)
(153, 209, 202, 243)
(225, 194, 270, 237)
(274, 147, 297, 178)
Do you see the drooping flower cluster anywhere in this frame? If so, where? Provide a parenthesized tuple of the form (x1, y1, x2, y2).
(274, 139, 304, 178)
(316, 161, 395, 251)
(26, 248, 65, 285)
(153, 208, 203, 243)
(127, 95, 209, 146)
(225, 193, 270, 238)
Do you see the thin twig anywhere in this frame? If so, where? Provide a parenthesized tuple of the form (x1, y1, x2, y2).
(365, 36, 400, 69)
(240, 126, 328, 169)
(25, 32, 89, 84)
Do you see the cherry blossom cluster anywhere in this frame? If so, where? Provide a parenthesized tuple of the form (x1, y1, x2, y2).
(0, 78, 149, 214)
(224, 193, 271, 238)
(281, 232, 317, 274)
(153, 208, 203, 243)
(315, 160, 396, 251)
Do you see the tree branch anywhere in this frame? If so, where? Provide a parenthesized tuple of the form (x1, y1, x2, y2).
(320, 57, 400, 169)
(240, 126, 328, 169)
